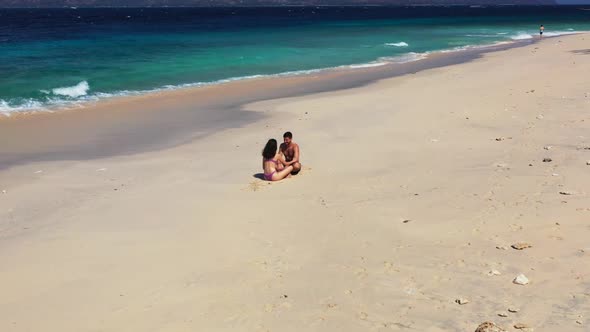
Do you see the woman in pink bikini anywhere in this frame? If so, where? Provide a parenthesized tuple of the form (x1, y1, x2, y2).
(262, 139, 293, 181)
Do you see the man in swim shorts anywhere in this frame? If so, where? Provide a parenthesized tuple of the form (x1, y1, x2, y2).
(280, 131, 301, 175)
(540, 25, 544, 37)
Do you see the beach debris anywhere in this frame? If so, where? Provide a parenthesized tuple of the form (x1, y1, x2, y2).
(498, 313, 508, 317)
(488, 269, 502, 276)
(542, 158, 552, 163)
(511, 242, 532, 250)
(475, 321, 506, 332)
(552, 173, 559, 177)
(496, 137, 506, 141)
(586, 161, 590, 166)
(455, 298, 469, 305)
(513, 323, 532, 330)
(508, 307, 520, 313)
(34, 170, 43, 174)
(96, 168, 107, 172)
(536, 114, 544, 120)
(529, 164, 533, 167)
(402, 219, 411, 223)
(576, 320, 583, 325)
(496, 245, 508, 250)
(513, 274, 530, 285)
(543, 145, 552, 150)
(559, 191, 576, 196)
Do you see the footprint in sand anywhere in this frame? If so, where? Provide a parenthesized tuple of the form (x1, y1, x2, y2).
(246, 180, 270, 192)
(355, 267, 368, 279)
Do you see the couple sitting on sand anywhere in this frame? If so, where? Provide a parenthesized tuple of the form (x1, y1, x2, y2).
(262, 131, 301, 181)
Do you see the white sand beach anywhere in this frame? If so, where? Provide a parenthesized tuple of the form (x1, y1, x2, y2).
(1, 34, 589, 331)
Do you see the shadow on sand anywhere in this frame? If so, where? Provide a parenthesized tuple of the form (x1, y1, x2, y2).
(572, 49, 590, 55)
(253, 173, 266, 180)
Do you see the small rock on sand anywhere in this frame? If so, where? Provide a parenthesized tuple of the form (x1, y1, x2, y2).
(513, 274, 530, 285)
(514, 323, 532, 330)
(488, 270, 502, 276)
(542, 158, 552, 162)
(559, 191, 576, 196)
(586, 161, 590, 166)
(455, 298, 469, 305)
(511, 242, 532, 250)
(475, 322, 506, 332)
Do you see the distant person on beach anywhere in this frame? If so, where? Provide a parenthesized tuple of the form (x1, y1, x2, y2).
(280, 131, 301, 175)
(262, 139, 293, 181)
(540, 25, 544, 37)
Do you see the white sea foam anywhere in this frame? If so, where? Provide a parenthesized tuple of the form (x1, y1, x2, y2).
(510, 30, 580, 40)
(544, 31, 579, 37)
(379, 52, 428, 64)
(511, 33, 534, 40)
(51, 81, 90, 97)
(385, 42, 409, 47)
(0, 99, 46, 116)
(347, 62, 389, 69)
(438, 40, 513, 54)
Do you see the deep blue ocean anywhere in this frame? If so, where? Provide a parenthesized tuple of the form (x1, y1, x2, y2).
(1, 6, 589, 114)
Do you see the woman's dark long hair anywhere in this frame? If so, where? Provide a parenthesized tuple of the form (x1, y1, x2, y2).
(262, 139, 277, 160)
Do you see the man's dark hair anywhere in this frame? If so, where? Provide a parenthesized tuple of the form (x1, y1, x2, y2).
(283, 131, 293, 139)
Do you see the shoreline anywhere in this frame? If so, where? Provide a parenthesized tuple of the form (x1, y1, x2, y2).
(0, 36, 544, 170)
(4, 35, 565, 119)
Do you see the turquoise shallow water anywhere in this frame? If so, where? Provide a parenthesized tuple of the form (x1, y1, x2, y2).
(1, 6, 589, 114)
